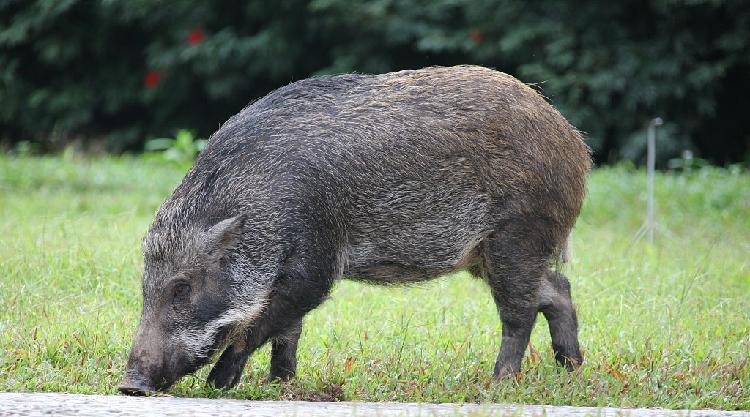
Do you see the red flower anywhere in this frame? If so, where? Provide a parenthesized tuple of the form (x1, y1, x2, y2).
(144, 70, 162, 88)
(187, 27, 205, 45)
(469, 30, 484, 44)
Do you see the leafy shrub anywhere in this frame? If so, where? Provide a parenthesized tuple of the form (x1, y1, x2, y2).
(1, 0, 749, 165)
(144, 130, 206, 167)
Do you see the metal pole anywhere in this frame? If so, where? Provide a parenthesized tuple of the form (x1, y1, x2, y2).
(645, 117, 662, 243)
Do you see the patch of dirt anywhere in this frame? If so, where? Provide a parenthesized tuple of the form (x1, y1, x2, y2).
(279, 382, 346, 402)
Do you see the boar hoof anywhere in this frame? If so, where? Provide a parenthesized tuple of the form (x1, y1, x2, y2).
(493, 367, 518, 381)
(207, 363, 243, 390)
(493, 360, 523, 381)
(265, 371, 295, 384)
(554, 349, 583, 371)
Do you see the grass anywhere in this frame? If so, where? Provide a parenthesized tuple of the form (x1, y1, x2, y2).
(0, 155, 748, 410)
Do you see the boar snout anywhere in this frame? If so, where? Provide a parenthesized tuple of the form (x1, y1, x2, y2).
(119, 325, 183, 395)
(119, 349, 183, 395)
(119, 347, 168, 395)
(118, 370, 155, 396)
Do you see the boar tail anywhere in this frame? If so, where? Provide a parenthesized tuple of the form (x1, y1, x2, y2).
(560, 233, 572, 264)
(550, 232, 573, 273)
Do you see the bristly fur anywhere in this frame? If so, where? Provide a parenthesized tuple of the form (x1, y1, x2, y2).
(122, 65, 591, 393)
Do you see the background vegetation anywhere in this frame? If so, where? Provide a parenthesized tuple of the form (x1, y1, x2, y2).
(2, 0, 749, 165)
(0, 156, 748, 409)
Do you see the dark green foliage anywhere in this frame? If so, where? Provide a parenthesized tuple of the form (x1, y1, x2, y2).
(1, 0, 749, 164)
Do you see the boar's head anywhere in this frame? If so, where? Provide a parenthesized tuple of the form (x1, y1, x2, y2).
(119, 214, 269, 394)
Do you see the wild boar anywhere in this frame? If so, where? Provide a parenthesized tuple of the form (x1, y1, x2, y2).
(119, 65, 590, 395)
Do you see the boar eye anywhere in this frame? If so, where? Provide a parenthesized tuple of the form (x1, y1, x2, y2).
(173, 282, 191, 303)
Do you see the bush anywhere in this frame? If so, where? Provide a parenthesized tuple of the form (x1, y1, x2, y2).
(144, 129, 206, 168)
(1, 0, 749, 165)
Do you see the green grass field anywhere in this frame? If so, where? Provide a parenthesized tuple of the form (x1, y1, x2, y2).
(0, 155, 748, 410)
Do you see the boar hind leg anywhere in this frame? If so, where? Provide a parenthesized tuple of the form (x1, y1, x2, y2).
(268, 319, 303, 382)
(538, 270, 582, 370)
(481, 227, 548, 379)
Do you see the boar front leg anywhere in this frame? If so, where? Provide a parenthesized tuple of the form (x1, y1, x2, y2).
(207, 330, 263, 389)
(207, 319, 303, 389)
(268, 319, 303, 382)
(208, 243, 336, 389)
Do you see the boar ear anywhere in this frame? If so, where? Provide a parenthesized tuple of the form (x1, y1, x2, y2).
(205, 214, 247, 258)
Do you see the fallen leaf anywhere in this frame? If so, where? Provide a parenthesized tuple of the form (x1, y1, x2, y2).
(344, 356, 355, 372)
